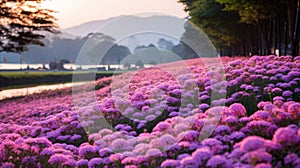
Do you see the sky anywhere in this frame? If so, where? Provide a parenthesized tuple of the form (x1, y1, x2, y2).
(41, 0, 188, 29)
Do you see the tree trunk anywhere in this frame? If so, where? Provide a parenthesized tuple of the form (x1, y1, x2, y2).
(294, 0, 300, 56)
(284, 21, 289, 55)
(286, 0, 298, 56)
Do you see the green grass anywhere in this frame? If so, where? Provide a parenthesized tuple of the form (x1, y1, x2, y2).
(0, 71, 123, 90)
(0, 71, 120, 78)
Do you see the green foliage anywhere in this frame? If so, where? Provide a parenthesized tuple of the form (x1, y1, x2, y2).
(179, 0, 300, 56)
(216, 0, 276, 24)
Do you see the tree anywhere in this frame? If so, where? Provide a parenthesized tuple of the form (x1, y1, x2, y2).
(135, 60, 144, 68)
(0, 0, 58, 53)
(157, 38, 174, 51)
(179, 0, 244, 56)
(123, 62, 131, 70)
(179, 0, 300, 56)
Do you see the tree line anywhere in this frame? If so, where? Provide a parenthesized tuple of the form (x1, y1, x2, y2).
(179, 0, 300, 56)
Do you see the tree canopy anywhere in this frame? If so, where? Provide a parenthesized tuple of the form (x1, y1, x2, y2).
(179, 0, 300, 56)
(0, 0, 58, 53)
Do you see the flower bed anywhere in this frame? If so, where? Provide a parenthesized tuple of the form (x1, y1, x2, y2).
(0, 55, 299, 168)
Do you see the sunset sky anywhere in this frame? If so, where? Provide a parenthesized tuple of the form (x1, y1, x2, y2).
(41, 0, 188, 28)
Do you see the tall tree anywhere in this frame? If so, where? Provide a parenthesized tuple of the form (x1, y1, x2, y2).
(0, 0, 58, 53)
(179, 0, 300, 56)
(179, 0, 245, 56)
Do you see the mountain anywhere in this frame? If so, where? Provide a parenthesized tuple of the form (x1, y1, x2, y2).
(63, 17, 118, 37)
(0, 15, 189, 64)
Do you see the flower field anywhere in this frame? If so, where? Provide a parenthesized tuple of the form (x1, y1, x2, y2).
(0, 55, 300, 168)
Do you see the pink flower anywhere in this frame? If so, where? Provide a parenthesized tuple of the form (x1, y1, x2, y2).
(48, 154, 70, 166)
(229, 103, 247, 117)
(255, 163, 272, 168)
(153, 122, 171, 132)
(251, 111, 272, 121)
(287, 102, 300, 118)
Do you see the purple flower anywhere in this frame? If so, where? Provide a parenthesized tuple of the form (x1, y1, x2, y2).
(264, 140, 282, 153)
(251, 111, 272, 121)
(202, 138, 222, 147)
(241, 150, 272, 164)
(177, 153, 191, 160)
(145, 148, 162, 156)
(57, 135, 71, 141)
(161, 159, 180, 167)
(206, 155, 232, 168)
(282, 90, 293, 97)
(180, 156, 198, 168)
(159, 134, 176, 146)
(287, 102, 300, 118)
(228, 148, 244, 159)
(223, 116, 239, 124)
(170, 89, 181, 96)
(200, 95, 210, 100)
(284, 153, 299, 165)
(78, 145, 95, 159)
(273, 127, 300, 147)
(245, 85, 254, 91)
(199, 103, 210, 110)
(287, 124, 299, 132)
(98, 148, 113, 157)
(24, 137, 52, 149)
(240, 136, 265, 152)
(229, 131, 245, 142)
(263, 104, 276, 112)
(242, 121, 277, 138)
(48, 154, 70, 166)
(40, 148, 55, 156)
(77, 159, 89, 168)
(214, 125, 231, 136)
(192, 147, 213, 164)
(22, 156, 37, 165)
(111, 138, 131, 152)
(180, 130, 199, 142)
(0, 162, 15, 168)
(88, 158, 104, 168)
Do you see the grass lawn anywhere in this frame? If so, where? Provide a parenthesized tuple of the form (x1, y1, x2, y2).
(0, 71, 122, 90)
(0, 71, 120, 77)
